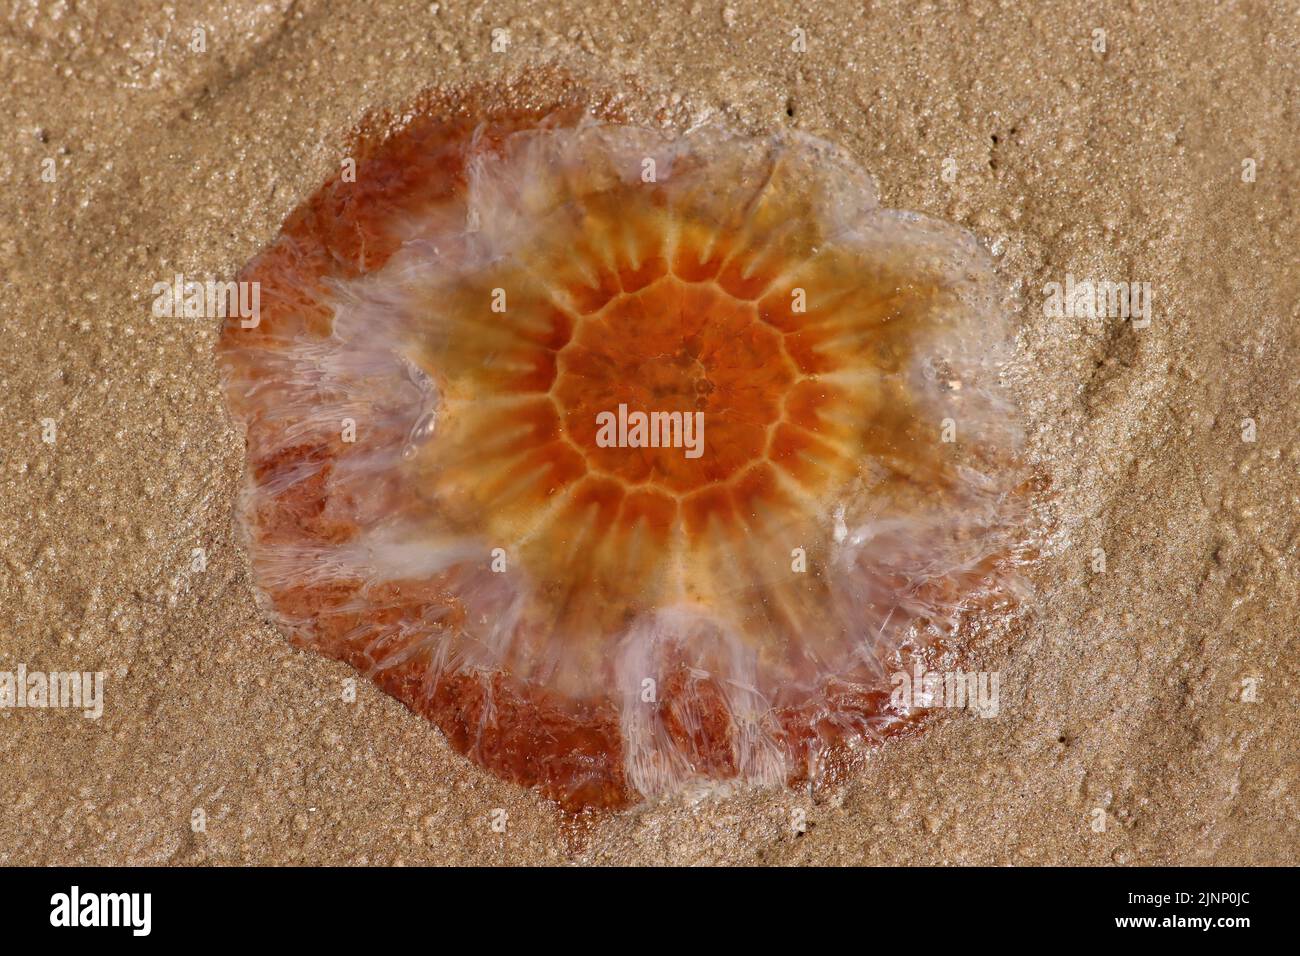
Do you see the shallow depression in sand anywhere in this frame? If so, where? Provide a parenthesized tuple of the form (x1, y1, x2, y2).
(217, 93, 1028, 808)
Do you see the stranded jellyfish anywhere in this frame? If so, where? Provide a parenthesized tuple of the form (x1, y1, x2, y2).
(218, 90, 1025, 809)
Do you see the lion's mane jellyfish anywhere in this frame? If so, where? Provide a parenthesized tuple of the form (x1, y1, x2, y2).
(218, 89, 1025, 809)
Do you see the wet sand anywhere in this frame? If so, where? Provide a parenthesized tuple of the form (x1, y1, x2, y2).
(1, 0, 1296, 864)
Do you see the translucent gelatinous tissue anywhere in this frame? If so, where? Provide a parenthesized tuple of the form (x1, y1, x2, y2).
(218, 94, 1025, 809)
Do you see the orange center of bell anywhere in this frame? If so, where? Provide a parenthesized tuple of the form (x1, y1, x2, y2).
(553, 276, 796, 495)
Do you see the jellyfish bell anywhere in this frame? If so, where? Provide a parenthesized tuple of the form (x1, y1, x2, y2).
(218, 88, 1026, 809)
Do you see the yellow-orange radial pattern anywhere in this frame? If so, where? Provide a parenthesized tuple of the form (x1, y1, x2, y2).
(218, 99, 1025, 808)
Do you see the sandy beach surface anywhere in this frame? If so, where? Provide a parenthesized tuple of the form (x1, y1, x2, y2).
(1, 0, 1296, 865)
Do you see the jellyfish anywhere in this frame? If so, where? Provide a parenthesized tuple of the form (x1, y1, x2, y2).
(217, 88, 1026, 809)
